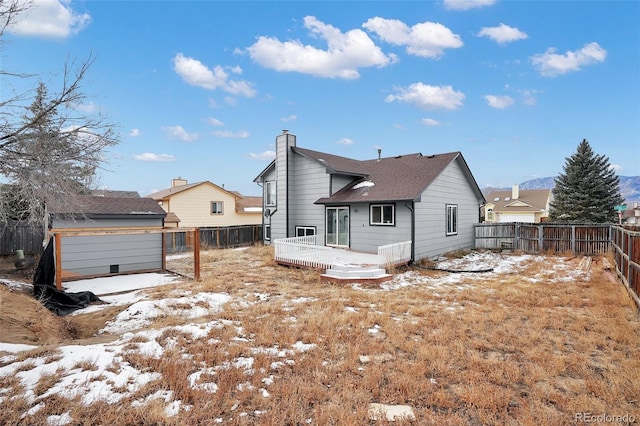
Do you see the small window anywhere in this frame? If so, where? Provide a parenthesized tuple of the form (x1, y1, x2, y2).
(446, 204, 458, 235)
(296, 226, 316, 237)
(370, 204, 395, 225)
(264, 224, 271, 241)
(486, 209, 494, 221)
(265, 181, 276, 206)
(211, 201, 223, 215)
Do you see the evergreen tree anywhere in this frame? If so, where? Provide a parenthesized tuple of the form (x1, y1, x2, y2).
(549, 139, 623, 223)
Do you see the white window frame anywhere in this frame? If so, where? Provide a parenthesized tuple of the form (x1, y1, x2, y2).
(265, 181, 276, 207)
(296, 226, 316, 237)
(370, 204, 395, 226)
(446, 204, 458, 236)
(211, 201, 224, 215)
(264, 224, 271, 241)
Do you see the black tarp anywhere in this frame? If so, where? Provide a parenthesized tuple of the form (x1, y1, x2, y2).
(33, 239, 103, 316)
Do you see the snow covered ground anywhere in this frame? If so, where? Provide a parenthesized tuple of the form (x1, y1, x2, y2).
(0, 251, 589, 425)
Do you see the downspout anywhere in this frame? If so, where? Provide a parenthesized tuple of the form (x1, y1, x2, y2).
(404, 201, 415, 264)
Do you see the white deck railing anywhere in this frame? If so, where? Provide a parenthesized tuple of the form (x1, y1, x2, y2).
(274, 236, 412, 271)
(274, 235, 334, 269)
(377, 241, 412, 268)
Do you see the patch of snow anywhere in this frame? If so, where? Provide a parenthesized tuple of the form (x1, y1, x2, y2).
(353, 180, 374, 189)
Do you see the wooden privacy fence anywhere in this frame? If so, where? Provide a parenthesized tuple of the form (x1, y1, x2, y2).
(164, 224, 262, 253)
(474, 223, 611, 255)
(611, 226, 640, 310)
(0, 222, 45, 256)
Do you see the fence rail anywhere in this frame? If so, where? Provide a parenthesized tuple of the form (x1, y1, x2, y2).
(474, 223, 611, 255)
(378, 241, 412, 268)
(164, 225, 262, 253)
(274, 235, 334, 269)
(611, 226, 640, 310)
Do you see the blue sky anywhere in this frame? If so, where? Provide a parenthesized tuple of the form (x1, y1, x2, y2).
(4, 0, 639, 197)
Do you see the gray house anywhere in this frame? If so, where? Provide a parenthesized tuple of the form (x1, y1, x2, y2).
(253, 131, 485, 263)
(48, 195, 166, 280)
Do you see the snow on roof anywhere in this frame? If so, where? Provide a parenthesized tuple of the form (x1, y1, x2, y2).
(353, 180, 375, 190)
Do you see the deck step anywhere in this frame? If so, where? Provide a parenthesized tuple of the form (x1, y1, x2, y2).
(320, 266, 394, 284)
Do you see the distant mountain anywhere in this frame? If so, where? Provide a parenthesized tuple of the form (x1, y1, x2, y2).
(482, 176, 640, 203)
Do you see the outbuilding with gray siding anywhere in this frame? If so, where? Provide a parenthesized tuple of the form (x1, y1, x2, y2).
(48, 195, 166, 280)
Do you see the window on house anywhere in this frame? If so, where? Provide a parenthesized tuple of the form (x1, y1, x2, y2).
(296, 226, 316, 237)
(486, 209, 494, 221)
(264, 225, 271, 241)
(446, 204, 458, 235)
(265, 181, 276, 206)
(211, 201, 223, 215)
(370, 204, 395, 225)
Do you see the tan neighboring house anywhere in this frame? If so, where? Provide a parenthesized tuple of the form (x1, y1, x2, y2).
(149, 178, 262, 228)
(483, 184, 552, 223)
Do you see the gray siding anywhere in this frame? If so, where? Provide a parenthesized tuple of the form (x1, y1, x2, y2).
(331, 174, 355, 195)
(349, 202, 412, 253)
(60, 233, 163, 277)
(51, 217, 164, 277)
(271, 133, 296, 240)
(414, 158, 481, 260)
(289, 156, 330, 237)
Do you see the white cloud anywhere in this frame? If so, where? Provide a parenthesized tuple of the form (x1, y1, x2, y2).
(386, 82, 465, 111)
(163, 125, 199, 142)
(245, 16, 395, 79)
(129, 129, 141, 137)
(212, 130, 250, 139)
(337, 138, 354, 145)
(477, 23, 528, 44)
(205, 117, 224, 127)
(519, 89, 539, 106)
(444, 0, 496, 11)
(281, 115, 298, 123)
(484, 95, 514, 109)
(421, 118, 441, 126)
(531, 42, 607, 77)
(8, 0, 91, 38)
(133, 153, 176, 162)
(363, 18, 463, 59)
(173, 53, 256, 97)
(248, 151, 276, 160)
(610, 164, 623, 173)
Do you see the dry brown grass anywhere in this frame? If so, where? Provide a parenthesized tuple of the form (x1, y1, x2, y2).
(1, 246, 639, 425)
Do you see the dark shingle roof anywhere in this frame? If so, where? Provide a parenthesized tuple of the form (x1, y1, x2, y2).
(292, 147, 370, 176)
(49, 195, 166, 217)
(314, 152, 469, 203)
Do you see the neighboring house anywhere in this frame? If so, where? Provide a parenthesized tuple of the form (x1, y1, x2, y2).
(622, 202, 640, 225)
(149, 179, 262, 228)
(253, 131, 485, 262)
(482, 185, 552, 223)
(48, 195, 167, 280)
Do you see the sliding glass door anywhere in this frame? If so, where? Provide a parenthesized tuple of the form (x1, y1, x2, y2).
(326, 207, 349, 247)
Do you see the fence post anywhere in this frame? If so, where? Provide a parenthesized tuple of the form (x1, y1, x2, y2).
(194, 228, 201, 281)
(538, 224, 543, 253)
(514, 223, 520, 251)
(571, 225, 576, 254)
